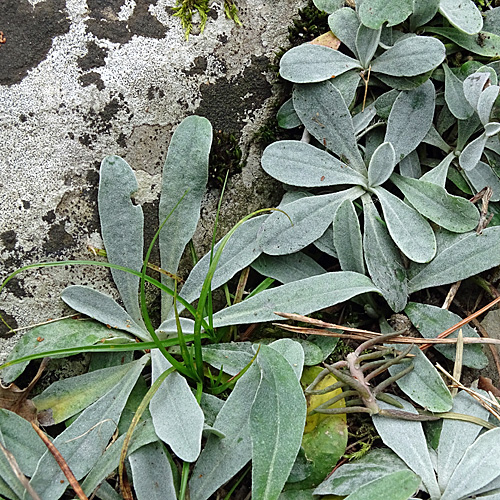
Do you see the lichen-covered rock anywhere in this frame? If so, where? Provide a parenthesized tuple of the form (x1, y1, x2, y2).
(0, 0, 307, 363)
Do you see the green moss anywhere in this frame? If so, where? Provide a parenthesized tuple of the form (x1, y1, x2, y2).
(208, 130, 243, 188)
(288, 1, 330, 46)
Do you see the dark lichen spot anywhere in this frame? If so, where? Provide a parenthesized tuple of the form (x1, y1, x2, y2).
(0, 309, 17, 338)
(185, 56, 208, 76)
(42, 210, 56, 224)
(21, 200, 30, 209)
(19, 114, 27, 122)
(78, 72, 106, 90)
(78, 41, 108, 71)
(147, 86, 166, 100)
(0, 0, 70, 86)
(81, 94, 130, 140)
(117, 132, 128, 148)
(4, 277, 32, 299)
(43, 221, 75, 254)
(0, 230, 17, 251)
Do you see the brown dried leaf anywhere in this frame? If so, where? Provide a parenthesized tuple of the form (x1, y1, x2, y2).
(310, 31, 341, 50)
(478, 376, 500, 398)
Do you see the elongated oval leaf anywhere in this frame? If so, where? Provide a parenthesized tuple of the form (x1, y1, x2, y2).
(439, 0, 483, 35)
(362, 195, 408, 312)
(459, 132, 487, 171)
(399, 150, 421, 179)
(189, 363, 261, 500)
(477, 85, 500, 125)
(201, 343, 254, 376)
(277, 98, 301, 129)
(212, 271, 379, 327)
(372, 397, 441, 499)
(425, 27, 500, 57)
(129, 442, 177, 500)
(293, 81, 366, 172)
(313, 0, 344, 13)
(390, 173, 479, 232)
(279, 44, 361, 83)
(328, 7, 360, 56)
(384, 80, 435, 163)
(269, 338, 305, 380)
(437, 391, 490, 490)
(251, 344, 307, 500)
(261, 141, 367, 188)
(29, 356, 148, 500)
(99, 155, 145, 327)
(405, 302, 488, 369)
(258, 187, 364, 256)
(464, 72, 491, 110)
(410, 0, 439, 30)
(356, 25, 381, 67)
(371, 37, 445, 77)
(252, 252, 326, 284)
(464, 160, 500, 202)
(388, 345, 452, 411)
(314, 222, 337, 257)
(331, 69, 362, 108)
(333, 200, 365, 274)
(62, 285, 148, 339)
(159, 116, 212, 318)
(368, 142, 396, 187)
(150, 352, 204, 462)
(358, 0, 413, 29)
(420, 152, 454, 187)
(441, 428, 500, 500)
(409, 226, 500, 292)
(486, 122, 500, 137)
(443, 63, 474, 120)
(373, 186, 436, 263)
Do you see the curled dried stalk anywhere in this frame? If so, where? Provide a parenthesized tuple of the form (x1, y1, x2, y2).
(306, 332, 420, 419)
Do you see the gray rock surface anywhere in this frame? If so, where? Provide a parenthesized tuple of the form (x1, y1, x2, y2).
(0, 0, 307, 363)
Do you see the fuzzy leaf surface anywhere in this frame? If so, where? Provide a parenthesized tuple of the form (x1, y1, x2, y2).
(98, 155, 144, 327)
(409, 226, 500, 292)
(439, 0, 483, 35)
(159, 116, 212, 318)
(371, 37, 445, 77)
(426, 27, 500, 56)
(251, 344, 307, 500)
(372, 397, 441, 499)
(384, 80, 436, 162)
(261, 141, 367, 188)
(410, 0, 439, 29)
(201, 343, 254, 376)
(358, 0, 412, 29)
(277, 99, 301, 129)
(405, 302, 488, 369)
(258, 187, 364, 256)
(328, 7, 360, 56)
(443, 64, 474, 120)
(212, 272, 379, 327)
(465, 160, 500, 202)
(420, 152, 453, 187)
(477, 85, 500, 125)
(279, 44, 361, 83)
(390, 173, 479, 232)
(367, 142, 396, 188)
(373, 186, 436, 263)
(293, 81, 366, 172)
(356, 25, 381, 67)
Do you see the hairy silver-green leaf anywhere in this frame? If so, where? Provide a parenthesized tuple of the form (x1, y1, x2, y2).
(213, 272, 379, 327)
(279, 44, 361, 83)
(477, 85, 500, 125)
(99, 155, 145, 328)
(384, 80, 435, 162)
(353, 103, 377, 136)
(2, 317, 131, 383)
(409, 226, 500, 292)
(261, 141, 367, 188)
(437, 391, 490, 490)
(373, 186, 436, 263)
(293, 81, 366, 172)
(390, 173, 479, 232)
(178, 215, 265, 310)
(405, 302, 488, 369)
(464, 72, 491, 110)
(314, 448, 411, 496)
(443, 64, 474, 120)
(388, 345, 452, 411)
(251, 344, 307, 500)
(423, 125, 451, 152)
(356, 25, 381, 67)
(201, 343, 254, 376)
(189, 363, 261, 500)
(425, 27, 500, 57)
(277, 98, 301, 129)
(29, 356, 148, 500)
(372, 397, 440, 499)
(459, 132, 487, 171)
(332, 70, 363, 108)
(362, 196, 407, 312)
(410, 0, 439, 30)
(358, 0, 413, 29)
(33, 362, 137, 425)
(314, 223, 338, 257)
(439, 0, 483, 35)
(258, 187, 364, 256)
(313, 0, 344, 13)
(333, 200, 365, 274)
(62, 285, 148, 339)
(252, 252, 326, 284)
(371, 37, 445, 77)
(269, 338, 305, 380)
(159, 116, 212, 318)
(486, 122, 500, 137)
(328, 7, 360, 56)
(367, 142, 396, 187)
(399, 150, 421, 179)
(150, 352, 204, 462)
(129, 442, 177, 500)
(464, 160, 500, 202)
(457, 113, 482, 151)
(420, 152, 453, 187)
(441, 428, 500, 500)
